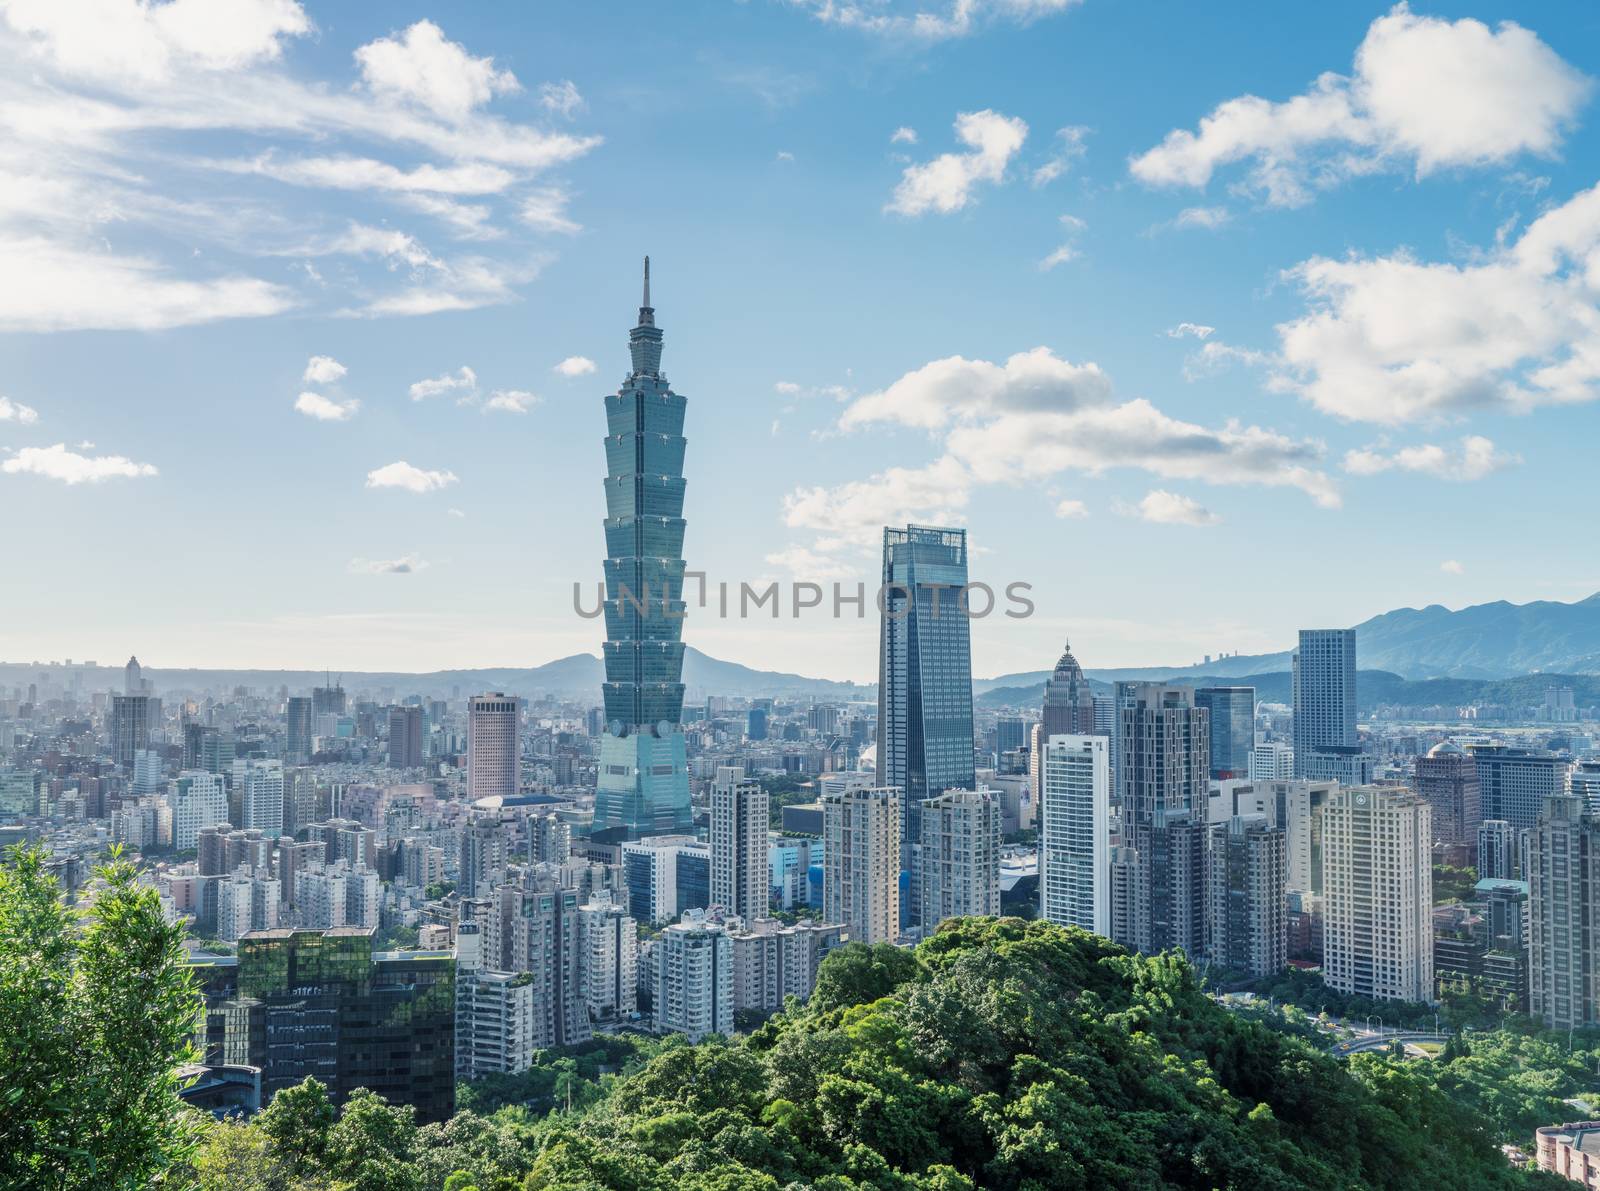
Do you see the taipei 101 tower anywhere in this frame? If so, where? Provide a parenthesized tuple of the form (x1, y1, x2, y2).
(592, 258, 694, 837)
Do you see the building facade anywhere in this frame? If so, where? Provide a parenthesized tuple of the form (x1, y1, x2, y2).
(1203, 814, 1286, 978)
(710, 765, 769, 921)
(822, 785, 900, 945)
(1039, 734, 1111, 936)
(916, 787, 1000, 931)
(1414, 741, 1481, 847)
(655, 910, 732, 1042)
(467, 694, 520, 801)
(1195, 687, 1255, 781)
(1291, 628, 1358, 781)
(1468, 744, 1568, 832)
(1529, 793, 1600, 1030)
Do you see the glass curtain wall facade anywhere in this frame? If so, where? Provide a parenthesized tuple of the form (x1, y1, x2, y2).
(1195, 686, 1255, 780)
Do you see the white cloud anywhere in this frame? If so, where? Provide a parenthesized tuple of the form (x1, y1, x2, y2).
(841, 346, 1113, 431)
(349, 554, 429, 575)
(217, 152, 514, 195)
(783, 457, 971, 546)
(408, 366, 478, 402)
(1038, 213, 1086, 270)
(554, 356, 596, 377)
(294, 391, 359, 422)
(886, 110, 1027, 216)
(1183, 339, 1272, 380)
(1031, 125, 1089, 187)
(1441, 559, 1465, 575)
(1130, 4, 1591, 207)
(447, 507, 466, 518)
(483, 389, 539, 414)
(1272, 181, 1600, 423)
(1174, 205, 1230, 229)
(795, 0, 1080, 42)
(302, 355, 347, 384)
(774, 381, 802, 395)
(1054, 499, 1088, 519)
(0, 396, 40, 424)
(775, 150, 795, 163)
(538, 80, 584, 118)
(890, 127, 918, 144)
(365, 461, 458, 493)
(0, 236, 295, 333)
(519, 188, 580, 234)
(1343, 435, 1519, 481)
(1122, 489, 1219, 526)
(1166, 323, 1215, 339)
(1, 442, 157, 484)
(354, 20, 519, 123)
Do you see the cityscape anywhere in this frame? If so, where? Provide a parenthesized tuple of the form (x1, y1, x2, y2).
(6, 3, 1600, 1189)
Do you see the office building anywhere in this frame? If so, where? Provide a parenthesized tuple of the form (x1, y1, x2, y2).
(655, 910, 733, 1042)
(1469, 744, 1569, 831)
(389, 705, 425, 769)
(747, 707, 769, 741)
(1321, 786, 1433, 1003)
(132, 749, 165, 795)
(593, 260, 694, 839)
(578, 894, 638, 1023)
(1529, 793, 1600, 1029)
(622, 835, 711, 924)
(169, 771, 228, 850)
(1248, 743, 1295, 782)
(1568, 759, 1600, 815)
(822, 785, 900, 945)
(1195, 687, 1255, 780)
(727, 917, 844, 1013)
(234, 758, 284, 838)
(467, 694, 520, 800)
(1041, 641, 1097, 739)
(1116, 684, 1209, 959)
(1292, 628, 1358, 781)
(1414, 741, 1481, 847)
(1477, 818, 1521, 880)
(1039, 734, 1111, 935)
(1203, 815, 1286, 978)
(917, 787, 1000, 931)
(285, 696, 313, 765)
(879, 524, 975, 923)
(125, 654, 144, 693)
(110, 693, 153, 766)
(311, 682, 346, 719)
(710, 765, 768, 920)
(454, 923, 536, 1079)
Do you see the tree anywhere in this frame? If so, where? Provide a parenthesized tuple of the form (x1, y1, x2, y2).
(256, 1077, 337, 1177)
(809, 942, 924, 1012)
(0, 844, 202, 1189)
(190, 1120, 299, 1191)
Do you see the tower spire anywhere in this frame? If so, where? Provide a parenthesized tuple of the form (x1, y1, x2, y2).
(643, 255, 651, 309)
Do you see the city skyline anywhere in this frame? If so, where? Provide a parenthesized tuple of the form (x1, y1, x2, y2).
(4, 3, 1600, 680)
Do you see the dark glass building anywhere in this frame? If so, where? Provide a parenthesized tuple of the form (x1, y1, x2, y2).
(1195, 686, 1255, 780)
(594, 259, 693, 838)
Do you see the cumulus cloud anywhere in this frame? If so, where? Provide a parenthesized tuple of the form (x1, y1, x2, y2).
(482, 389, 539, 414)
(1054, 499, 1088, 519)
(1174, 206, 1230, 230)
(1272, 181, 1600, 423)
(1183, 339, 1273, 381)
(1, 443, 157, 484)
(886, 110, 1027, 216)
(302, 354, 347, 384)
(349, 554, 429, 574)
(783, 457, 971, 546)
(1121, 489, 1219, 526)
(774, 381, 802, 395)
(1130, 4, 1590, 207)
(365, 460, 458, 492)
(538, 80, 584, 118)
(408, 365, 477, 402)
(0, 396, 40, 424)
(1343, 435, 1519, 481)
(794, 0, 1081, 42)
(554, 356, 596, 377)
(354, 19, 519, 123)
(294, 391, 359, 422)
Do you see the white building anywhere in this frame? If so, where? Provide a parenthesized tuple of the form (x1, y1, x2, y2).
(234, 758, 285, 838)
(168, 771, 228, 851)
(727, 916, 844, 1012)
(578, 893, 638, 1022)
(467, 693, 520, 800)
(917, 787, 1001, 931)
(112, 795, 171, 850)
(655, 910, 733, 1042)
(822, 785, 900, 945)
(1039, 734, 1110, 936)
(1248, 743, 1295, 782)
(216, 866, 280, 942)
(455, 923, 537, 1078)
(620, 835, 708, 925)
(294, 860, 379, 930)
(131, 749, 165, 795)
(710, 766, 769, 921)
(1321, 785, 1433, 1003)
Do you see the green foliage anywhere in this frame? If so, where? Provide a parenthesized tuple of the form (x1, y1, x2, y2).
(0, 843, 204, 1189)
(1434, 864, 1480, 906)
(256, 1076, 337, 1176)
(455, 1035, 663, 1116)
(807, 940, 924, 1013)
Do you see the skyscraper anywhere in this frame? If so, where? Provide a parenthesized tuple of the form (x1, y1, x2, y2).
(1529, 793, 1600, 1029)
(917, 787, 1001, 931)
(109, 693, 153, 767)
(878, 524, 975, 923)
(1468, 744, 1569, 832)
(389, 704, 424, 768)
(822, 786, 901, 945)
(593, 259, 693, 838)
(1292, 628, 1362, 782)
(1414, 741, 1481, 846)
(1116, 683, 1209, 959)
(467, 693, 519, 800)
(285, 696, 313, 764)
(710, 766, 768, 921)
(234, 758, 285, 838)
(1039, 734, 1110, 935)
(1195, 687, 1254, 780)
(1203, 814, 1287, 978)
(1041, 641, 1096, 738)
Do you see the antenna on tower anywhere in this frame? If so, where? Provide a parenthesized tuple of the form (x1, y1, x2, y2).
(642, 255, 651, 308)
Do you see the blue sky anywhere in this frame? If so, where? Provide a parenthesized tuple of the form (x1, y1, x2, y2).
(2, 0, 1599, 681)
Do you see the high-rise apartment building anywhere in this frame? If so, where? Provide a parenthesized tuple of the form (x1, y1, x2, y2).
(1292, 628, 1359, 781)
(1203, 814, 1286, 978)
(1195, 687, 1255, 780)
(1477, 818, 1521, 880)
(1321, 786, 1432, 1003)
(484, 877, 592, 1049)
(822, 785, 900, 945)
(577, 894, 638, 1023)
(109, 693, 153, 766)
(1570, 760, 1600, 815)
(467, 694, 520, 800)
(389, 705, 425, 769)
(1039, 734, 1111, 935)
(593, 260, 694, 839)
(168, 771, 228, 850)
(878, 525, 975, 924)
(710, 766, 769, 921)
(1469, 744, 1571, 831)
(216, 867, 280, 942)
(1414, 741, 1481, 846)
(727, 917, 844, 1013)
(454, 923, 536, 1079)
(916, 787, 1000, 931)
(1116, 684, 1209, 959)
(1529, 793, 1600, 1029)
(234, 758, 284, 838)
(1248, 742, 1295, 782)
(655, 910, 732, 1042)
(285, 696, 313, 764)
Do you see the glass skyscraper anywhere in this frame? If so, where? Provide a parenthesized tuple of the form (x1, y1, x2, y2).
(878, 525, 975, 925)
(1292, 628, 1359, 781)
(593, 260, 693, 838)
(1195, 686, 1255, 780)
